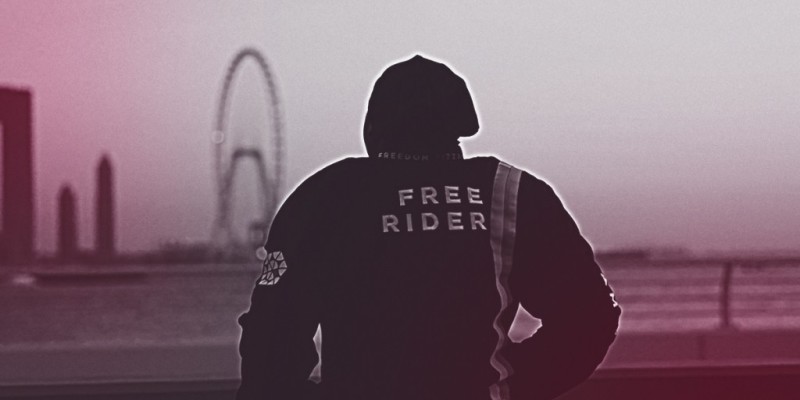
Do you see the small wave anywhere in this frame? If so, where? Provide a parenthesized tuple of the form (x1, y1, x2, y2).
(10, 274, 37, 287)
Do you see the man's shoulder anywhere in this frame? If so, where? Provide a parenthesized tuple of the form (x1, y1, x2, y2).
(303, 157, 359, 181)
(486, 157, 569, 208)
(486, 157, 549, 188)
(284, 157, 359, 200)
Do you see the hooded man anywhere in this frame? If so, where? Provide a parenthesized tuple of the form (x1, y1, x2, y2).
(237, 54, 621, 400)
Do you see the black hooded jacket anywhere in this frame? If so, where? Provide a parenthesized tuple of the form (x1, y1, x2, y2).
(237, 55, 621, 400)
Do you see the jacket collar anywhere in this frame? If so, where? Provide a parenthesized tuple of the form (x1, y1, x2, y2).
(371, 147, 464, 161)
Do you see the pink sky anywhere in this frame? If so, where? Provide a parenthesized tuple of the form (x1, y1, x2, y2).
(1, 1, 798, 253)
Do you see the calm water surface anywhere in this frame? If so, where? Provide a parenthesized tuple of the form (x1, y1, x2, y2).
(1, 261, 799, 348)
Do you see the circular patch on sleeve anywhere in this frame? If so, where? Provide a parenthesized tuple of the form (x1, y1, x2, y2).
(258, 251, 288, 286)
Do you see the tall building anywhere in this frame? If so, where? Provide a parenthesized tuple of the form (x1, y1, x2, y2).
(58, 185, 78, 261)
(0, 87, 34, 264)
(95, 155, 115, 259)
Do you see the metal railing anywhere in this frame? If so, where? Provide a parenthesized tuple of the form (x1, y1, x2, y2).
(600, 255, 800, 331)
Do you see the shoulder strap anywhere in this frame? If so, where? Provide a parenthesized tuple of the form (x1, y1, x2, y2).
(488, 161, 523, 400)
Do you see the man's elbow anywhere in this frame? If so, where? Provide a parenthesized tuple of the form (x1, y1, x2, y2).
(568, 294, 621, 358)
(594, 294, 622, 345)
(586, 297, 622, 368)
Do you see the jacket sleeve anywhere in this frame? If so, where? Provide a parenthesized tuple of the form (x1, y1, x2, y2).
(236, 182, 322, 400)
(502, 174, 621, 400)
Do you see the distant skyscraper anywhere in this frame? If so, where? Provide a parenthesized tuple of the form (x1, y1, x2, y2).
(58, 185, 78, 261)
(95, 155, 115, 259)
(0, 87, 34, 264)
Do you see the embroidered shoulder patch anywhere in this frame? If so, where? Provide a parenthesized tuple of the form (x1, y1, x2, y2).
(258, 251, 288, 286)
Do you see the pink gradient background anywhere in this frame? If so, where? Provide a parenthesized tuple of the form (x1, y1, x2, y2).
(1, 1, 798, 254)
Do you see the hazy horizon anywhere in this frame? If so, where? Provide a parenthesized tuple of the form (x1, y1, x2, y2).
(1, 1, 798, 254)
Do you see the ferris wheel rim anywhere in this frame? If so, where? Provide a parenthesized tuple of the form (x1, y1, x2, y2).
(211, 47, 285, 251)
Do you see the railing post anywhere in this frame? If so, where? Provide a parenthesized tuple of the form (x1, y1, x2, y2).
(720, 262, 734, 330)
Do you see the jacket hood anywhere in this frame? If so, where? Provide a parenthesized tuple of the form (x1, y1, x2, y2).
(363, 55, 479, 157)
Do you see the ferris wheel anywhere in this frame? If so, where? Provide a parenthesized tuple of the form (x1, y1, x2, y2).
(211, 47, 284, 259)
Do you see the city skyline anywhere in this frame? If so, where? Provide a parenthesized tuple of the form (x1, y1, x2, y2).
(1, 1, 798, 254)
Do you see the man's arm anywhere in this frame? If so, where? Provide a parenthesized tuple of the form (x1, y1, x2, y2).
(503, 174, 621, 400)
(237, 184, 322, 400)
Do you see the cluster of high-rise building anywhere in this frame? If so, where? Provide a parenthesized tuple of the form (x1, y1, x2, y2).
(0, 87, 34, 264)
(56, 155, 116, 262)
(0, 86, 116, 264)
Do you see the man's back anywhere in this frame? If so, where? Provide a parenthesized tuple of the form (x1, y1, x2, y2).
(310, 155, 507, 399)
(238, 154, 620, 400)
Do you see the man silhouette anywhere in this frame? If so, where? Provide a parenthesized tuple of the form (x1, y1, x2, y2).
(237, 54, 621, 400)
